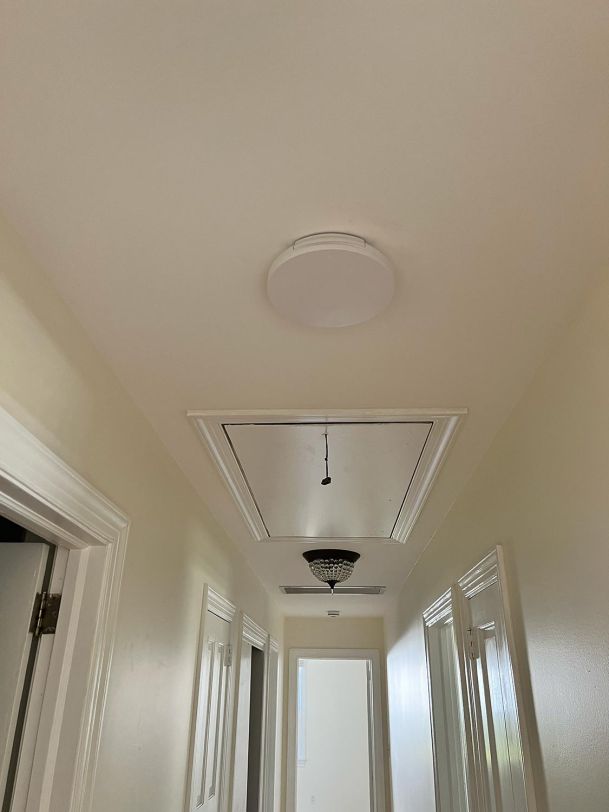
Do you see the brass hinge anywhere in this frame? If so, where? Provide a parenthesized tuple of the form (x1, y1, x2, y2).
(30, 592, 62, 637)
(467, 627, 480, 660)
(225, 644, 233, 668)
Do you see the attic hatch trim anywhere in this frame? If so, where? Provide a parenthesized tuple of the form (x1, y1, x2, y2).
(187, 409, 466, 545)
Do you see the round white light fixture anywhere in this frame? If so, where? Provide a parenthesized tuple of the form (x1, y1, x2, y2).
(267, 233, 395, 327)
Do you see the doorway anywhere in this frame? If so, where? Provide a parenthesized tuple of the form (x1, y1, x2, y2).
(232, 635, 267, 812)
(287, 650, 386, 812)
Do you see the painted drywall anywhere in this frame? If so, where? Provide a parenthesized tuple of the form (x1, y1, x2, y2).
(284, 617, 385, 651)
(296, 659, 370, 812)
(0, 215, 283, 812)
(385, 272, 609, 812)
(281, 617, 391, 811)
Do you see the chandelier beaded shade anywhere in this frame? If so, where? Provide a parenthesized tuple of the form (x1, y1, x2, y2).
(303, 549, 361, 593)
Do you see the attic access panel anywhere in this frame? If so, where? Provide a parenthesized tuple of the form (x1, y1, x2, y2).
(188, 411, 464, 544)
(226, 421, 429, 538)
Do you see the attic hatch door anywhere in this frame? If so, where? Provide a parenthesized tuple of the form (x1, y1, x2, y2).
(224, 421, 432, 540)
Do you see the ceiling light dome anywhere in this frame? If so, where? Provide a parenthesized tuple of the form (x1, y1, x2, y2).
(267, 233, 395, 327)
(303, 549, 361, 593)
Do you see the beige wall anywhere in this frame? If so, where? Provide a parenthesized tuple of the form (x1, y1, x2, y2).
(283, 616, 385, 651)
(385, 273, 609, 812)
(0, 215, 283, 811)
(281, 616, 390, 811)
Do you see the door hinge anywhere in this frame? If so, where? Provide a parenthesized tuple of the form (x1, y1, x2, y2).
(467, 627, 480, 660)
(225, 644, 233, 668)
(30, 592, 62, 637)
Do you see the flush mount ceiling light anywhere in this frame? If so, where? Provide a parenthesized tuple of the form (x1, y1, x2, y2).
(303, 549, 361, 593)
(267, 233, 395, 327)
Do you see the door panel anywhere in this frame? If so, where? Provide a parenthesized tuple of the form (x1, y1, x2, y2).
(0, 543, 48, 800)
(424, 549, 534, 812)
(193, 611, 232, 812)
(467, 582, 528, 812)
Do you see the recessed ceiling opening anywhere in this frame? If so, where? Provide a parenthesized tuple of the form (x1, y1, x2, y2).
(188, 410, 465, 544)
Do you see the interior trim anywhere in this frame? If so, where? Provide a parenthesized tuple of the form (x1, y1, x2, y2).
(0, 406, 129, 812)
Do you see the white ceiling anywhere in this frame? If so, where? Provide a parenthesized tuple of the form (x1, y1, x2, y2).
(1, 1, 608, 615)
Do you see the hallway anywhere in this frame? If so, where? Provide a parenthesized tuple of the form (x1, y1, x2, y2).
(1, 1, 609, 810)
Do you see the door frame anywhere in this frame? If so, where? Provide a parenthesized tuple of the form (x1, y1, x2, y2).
(0, 407, 129, 812)
(286, 648, 387, 812)
(226, 613, 274, 812)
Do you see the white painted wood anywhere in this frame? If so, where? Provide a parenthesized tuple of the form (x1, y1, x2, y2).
(460, 554, 532, 812)
(286, 649, 386, 812)
(423, 594, 469, 812)
(232, 644, 253, 812)
(241, 615, 268, 651)
(185, 586, 236, 812)
(0, 406, 129, 812)
(188, 409, 466, 544)
(225, 422, 430, 538)
(0, 542, 48, 800)
(10, 546, 69, 812)
(226, 613, 272, 812)
(423, 547, 537, 812)
(262, 640, 279, 812)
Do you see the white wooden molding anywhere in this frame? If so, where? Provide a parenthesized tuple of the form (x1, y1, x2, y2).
(422, 588, 453, 626)
(241, 613, 269, 651)
(207, 587, 237, 623)
(262, 638, 279, 812)
(458, 547, 499, 599)
(188, 409, 466, 545)
(0, 406, 129, 812)
(185, 584, 237, 812)
(225, 613, 272, 812)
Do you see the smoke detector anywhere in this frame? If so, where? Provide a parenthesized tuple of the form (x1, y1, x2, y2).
(267, 233, 395, 327)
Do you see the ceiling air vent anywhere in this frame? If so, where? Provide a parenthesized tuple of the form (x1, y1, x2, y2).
(280, 585, 386, 595)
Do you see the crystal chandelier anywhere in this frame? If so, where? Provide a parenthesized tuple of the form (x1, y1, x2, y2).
(303, 549, 361, 593)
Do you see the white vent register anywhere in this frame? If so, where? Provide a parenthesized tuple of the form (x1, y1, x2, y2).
(188, 410, 465, 544)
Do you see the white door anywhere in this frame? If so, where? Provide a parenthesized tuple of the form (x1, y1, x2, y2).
(190, 610, 232, 812)
(0, 540, 68, 812)
(424, 548, 534, 812)
(465, 580, 528, 812)
(0, 542, 49, 800)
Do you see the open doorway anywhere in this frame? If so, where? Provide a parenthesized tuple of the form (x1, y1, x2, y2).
(287, 650, 386, 812)
(230, 614, 276, 812)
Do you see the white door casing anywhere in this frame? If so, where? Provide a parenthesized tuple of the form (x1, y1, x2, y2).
(226, 613, 275, 812)
(0, 407, 129, 812)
